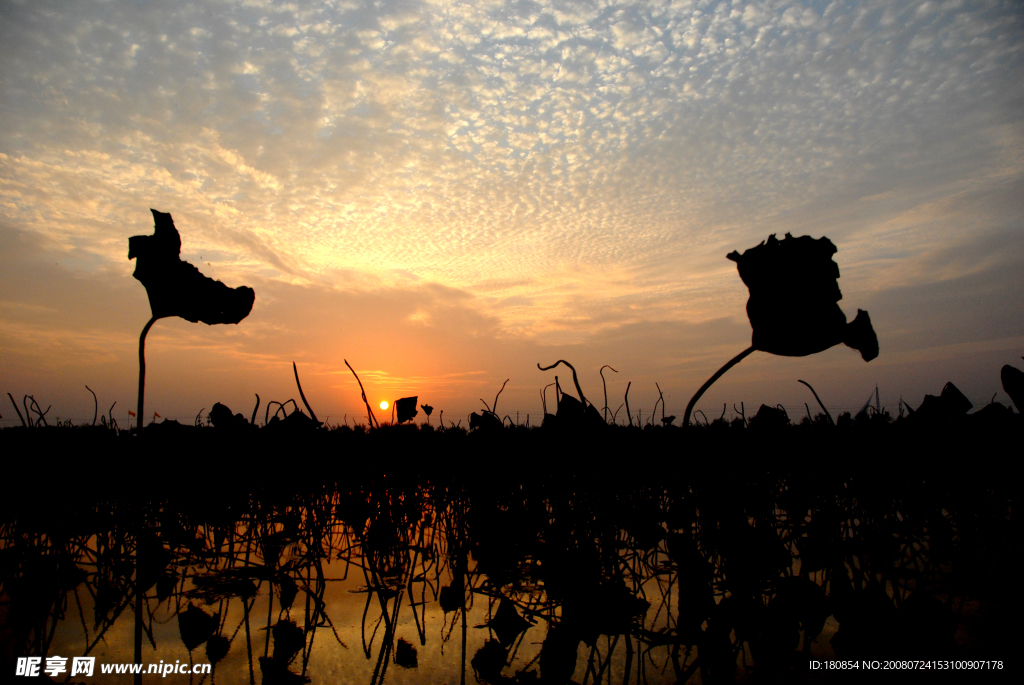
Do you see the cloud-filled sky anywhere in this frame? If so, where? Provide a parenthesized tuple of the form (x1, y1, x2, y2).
(1, 0, 1022, 426)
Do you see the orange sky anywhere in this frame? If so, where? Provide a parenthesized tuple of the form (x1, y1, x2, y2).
(2, 0, 1022, 427)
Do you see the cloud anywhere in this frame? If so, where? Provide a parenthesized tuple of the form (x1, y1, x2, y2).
(1, 0, 1022, 423)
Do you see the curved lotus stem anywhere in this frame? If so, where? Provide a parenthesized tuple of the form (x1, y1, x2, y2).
(600, 365, 618, 422)
(345, 359, 378, 429)
(683, 346, 755, 428)
(798, 379, 834, 425)
(537, 360, 589, 407)
(293, 362, 319, 424)
(137, 315, 160, 431)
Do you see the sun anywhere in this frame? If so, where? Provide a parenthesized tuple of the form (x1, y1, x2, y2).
(379, 400, 389, 411)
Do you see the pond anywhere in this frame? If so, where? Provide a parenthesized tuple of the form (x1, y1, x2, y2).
(1, 423, 1017, 683)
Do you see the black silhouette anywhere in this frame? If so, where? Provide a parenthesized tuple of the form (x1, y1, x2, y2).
(394, 396, 418, 423)
(129, 210, 255, 325)
(727, 233, 877, 360)
(599, 365, 618, 422)
(0, 412, 1019, 684)
(1002, 362, 1024, 412)
(345, 359, 379, 428)
(208, 401, 249, 429)
(292, 362, 320, 425)
(537, 361, 604, 429)
(177, 602, 219, 652)
(129, 210, 255, 428)
(911, 381, 973, 420)
(470, 379, 510, 431)
(684, 234, 878, 426)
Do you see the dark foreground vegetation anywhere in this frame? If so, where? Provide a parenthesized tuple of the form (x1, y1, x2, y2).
(1, 410, 1020, 684)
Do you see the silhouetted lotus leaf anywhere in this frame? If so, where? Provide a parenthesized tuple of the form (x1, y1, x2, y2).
(915, 381, 972, 420)
(469, 411, 502, 431)
(487, 599, 532, 646)
(747, 404, 790, 430)
(471, 639, 508, 682)
(265, 409, 317, 433)
(277, 576, 298, 611)
(178, 602, 218, 652)
(1002, 364, 1024, 413)
(144, 418, 190, 434)
(205, 634, 230, 665)
(156, 573, 177, 602)
(539, 626, 579, 685)
(395, 396, 418, 423)
(395, 638, 418, 668)
(258, 656, 310, 685)
(969, 400, 1015, 428)
(209, 402, 248, 429)
(439, 583, 465, 612)
(129, 209, 254, 325)
(554, 392, 604, 429)
(270, 620, 305, 664)
(728, 233, 878, 360)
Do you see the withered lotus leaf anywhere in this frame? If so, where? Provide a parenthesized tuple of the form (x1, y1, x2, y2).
(727, 233, 877, 361)
(395, 396, 419, 423)
(129, 209, 255, 324)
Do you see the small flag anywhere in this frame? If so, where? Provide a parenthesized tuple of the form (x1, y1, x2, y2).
(154, 412, 161, 418)
(128, 410, 136, 417)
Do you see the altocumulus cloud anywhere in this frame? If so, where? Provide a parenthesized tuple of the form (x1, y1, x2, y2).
(1, 0, 1022, 421)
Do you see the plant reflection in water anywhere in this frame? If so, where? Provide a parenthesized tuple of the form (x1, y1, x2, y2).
(0, 422, 1017, 684)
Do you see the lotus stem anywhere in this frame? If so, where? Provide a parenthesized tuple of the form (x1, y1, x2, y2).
(7, 393, 27, 427)
(538, 360, 589, 407)
(600, 365, 618, 423)
(684, 346, 755, 427)
(137, 315, 159, 431)
(345, 359, 378, 429)
(86, 385, 98, 426)
(293, 362, 319, 424)
(493, 379, 510, 416)
(798, 379, 834, 425)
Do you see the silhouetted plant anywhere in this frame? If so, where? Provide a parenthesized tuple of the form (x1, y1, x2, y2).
(1002, 361, 1024, 413)
(6, 392, 27, 427)
(471, 379, 508, 430)
(798, 379, 834, 425)
(128, 209, 255, 429)
(684, 234, 878, 426)
(537, 360, 604, 428)
(344, 359, 379, 429)
(85, 385, 98, 426)
(291, 362, 320, 425)
(599, 365, 618, 423)
(394, 397, 419, 423)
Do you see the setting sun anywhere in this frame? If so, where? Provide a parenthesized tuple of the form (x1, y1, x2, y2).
(379, 401, 388, 411)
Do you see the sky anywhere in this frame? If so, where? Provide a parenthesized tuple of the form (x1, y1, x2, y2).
(1, 0, 1022, 427)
